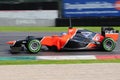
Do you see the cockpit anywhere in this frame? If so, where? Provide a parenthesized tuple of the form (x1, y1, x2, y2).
(72, 29, 96, 42)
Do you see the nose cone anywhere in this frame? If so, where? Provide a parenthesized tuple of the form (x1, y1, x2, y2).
(6, 40, 16, 45)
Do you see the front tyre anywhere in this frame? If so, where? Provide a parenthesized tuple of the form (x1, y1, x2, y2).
(27, 39, 41, 53)
(102, 38, 116, 52)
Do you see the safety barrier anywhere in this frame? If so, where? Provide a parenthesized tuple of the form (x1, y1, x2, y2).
(55, 17, 120, 27)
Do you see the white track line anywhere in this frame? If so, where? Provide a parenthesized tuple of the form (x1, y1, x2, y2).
(36, 55, 96, 60)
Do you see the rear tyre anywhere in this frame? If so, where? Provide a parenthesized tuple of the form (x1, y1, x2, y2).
(102, 38, 116, 52)
(27, 39, 41, 54)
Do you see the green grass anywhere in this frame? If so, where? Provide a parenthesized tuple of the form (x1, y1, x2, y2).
(0, 59, 120, 65)
(0, 26, 119, 32)
(0, 26, 68, 32)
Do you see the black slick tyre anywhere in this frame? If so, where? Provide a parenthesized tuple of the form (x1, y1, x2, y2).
(102, 38, 116, 52)
(27, 39, 41, 54)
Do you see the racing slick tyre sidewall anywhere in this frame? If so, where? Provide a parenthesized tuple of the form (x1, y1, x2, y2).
(102, 38, 116, 52)
(27, 39, 41, 54)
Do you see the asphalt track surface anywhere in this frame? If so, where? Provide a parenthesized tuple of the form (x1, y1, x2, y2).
(0, 32, 120, 56)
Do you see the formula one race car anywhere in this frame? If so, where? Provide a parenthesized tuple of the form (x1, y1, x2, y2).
(6, 27, 119, 54)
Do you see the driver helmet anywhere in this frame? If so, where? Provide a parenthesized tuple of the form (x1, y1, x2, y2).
(61, 32, 67, 35)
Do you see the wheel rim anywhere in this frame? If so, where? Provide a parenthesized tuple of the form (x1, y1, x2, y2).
(103, 38, 115, 51)
(105, 40, 113, 50)
(30, 42, 40, 51)
(28, 40, 41, 53)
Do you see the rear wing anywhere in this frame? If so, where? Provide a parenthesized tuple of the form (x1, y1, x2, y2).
(101, 27, 119, 41)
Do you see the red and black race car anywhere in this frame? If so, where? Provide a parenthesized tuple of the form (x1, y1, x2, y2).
(6, 27, 119, 54)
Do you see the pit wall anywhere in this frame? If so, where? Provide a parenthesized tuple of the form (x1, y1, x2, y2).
(0, 10, 58, 26)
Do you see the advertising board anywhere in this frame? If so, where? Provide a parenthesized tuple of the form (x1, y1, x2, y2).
(63, 0, 120, 17)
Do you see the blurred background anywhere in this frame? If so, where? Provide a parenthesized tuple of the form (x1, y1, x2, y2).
(0, 0, 119, 27)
